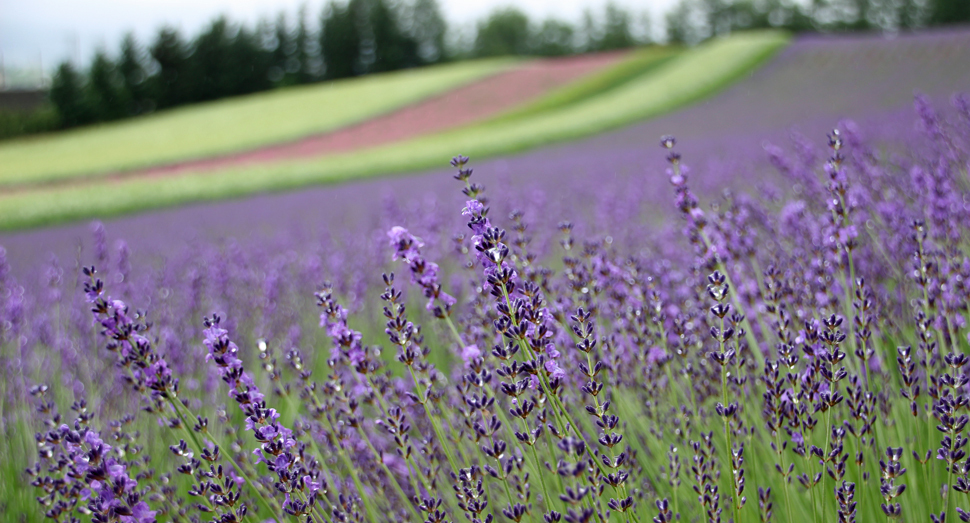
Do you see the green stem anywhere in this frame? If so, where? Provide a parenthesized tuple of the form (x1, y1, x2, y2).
(806, 429, 821, 523)
(168, 397, 274, 522)
(278, 388, 340, 500)
(354, 425, 423, 522)
(698, 228, 765, 368)
(945, 427, 956, 523)
(441, 314, 523, 477)
(718, 314, 740, 523)
(407, 366, 461, 474)
(495, 284, 613, 480)
(915, 416, 932, 516)
(773, 429, 794, 523)
(323, 416, 383, 523)
(530, 443, 554, 514)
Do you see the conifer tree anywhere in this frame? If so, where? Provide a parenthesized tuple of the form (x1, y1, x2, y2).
(50, 61, 92, 127)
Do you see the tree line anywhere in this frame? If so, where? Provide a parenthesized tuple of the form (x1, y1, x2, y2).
(665, 0, 969, 44)
(46, 0, 654, 130)
(3, 0, 969, 139)
(50, 0, 446, 127)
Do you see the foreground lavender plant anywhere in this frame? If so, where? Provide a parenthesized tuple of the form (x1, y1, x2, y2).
(6, 92, 970, 523)
(26, 389, 157, 523)
(203, 315, 326, 521)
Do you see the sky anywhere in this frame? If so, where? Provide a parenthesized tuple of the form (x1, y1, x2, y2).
(0, 0, 677, 79)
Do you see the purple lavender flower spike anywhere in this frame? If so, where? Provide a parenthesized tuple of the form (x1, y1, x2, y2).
(33, 420, 158, 523)
(203, 315, 324, 520)
(387, 225, 457, 314)
(316, 285, 367, 365)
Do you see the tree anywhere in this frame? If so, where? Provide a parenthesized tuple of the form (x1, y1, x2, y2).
(474, 8, 531, 57)
(86, 49, 126, 121)
(579, 8, 601, 52)
(409, 0, 447, 63)
(228, 25, 273, 95)
(185, 18, 273, 100)
(50, 61, 92, 127)
(189, 17, 236, 101)
(896, 0, 928, 29)
(599, 3, 636, 50)
(321, 1, 361, 79)
(631, 10, 655, 45)
(532, 19, 575, 56)
(270, 12, 295, 85)
(149, 27, 191, 109)
(117, 33, 151, 115)
(368, 0, 420, 72)
(294, 5, 317, 83)
(701, 0, 731, 35)
(929, 0, 970, 24)
(666, 0, 700, 44)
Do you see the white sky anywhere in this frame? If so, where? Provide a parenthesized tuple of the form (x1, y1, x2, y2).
(0, 0, 677, 73)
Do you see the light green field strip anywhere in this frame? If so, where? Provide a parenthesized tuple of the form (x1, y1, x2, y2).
(482, 45, 681, 124)
(0, 58, 515, 187)
(0, 31, 789, 231)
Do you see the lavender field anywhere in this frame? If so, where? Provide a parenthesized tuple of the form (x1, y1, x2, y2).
(2, 29, 970, 523)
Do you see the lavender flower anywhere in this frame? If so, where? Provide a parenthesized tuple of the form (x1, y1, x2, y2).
(28, 390, 157, 523)
(8, 86, 970, 523)
(388, 226, 457, 314)
(203, 315, 324, 520)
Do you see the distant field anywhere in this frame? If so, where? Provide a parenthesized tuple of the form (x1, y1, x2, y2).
(0, 31, 789, 230)
(481, 45, 681, 124)
(0, 58, 514, 187)
(116, 50, 636, 178)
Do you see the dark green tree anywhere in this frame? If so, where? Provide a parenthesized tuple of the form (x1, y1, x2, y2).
(252, 17, 282, 84)
(631, 10, 655, 45)
(294, 4, 317, 83)
(149, 27, 191, 109)
(50, 61, 92, 127)
(227, 25, 273, 95)
(368, 0, 420, 72)
(897, 0, 928, 28)
(701, 0, 731, 35)
(929, 0, 970, 24)
(271, 12, 296, 85)
(532, 19, 576, 56)
(321, 1, 361, 79)
(579, 8, 599, 51)
(779, 1, 816, 31)
(474, 7, 531, 57)
(666, 0, 703, 44)
(819, 0, 873, 30)
(599, 2, 636, 50)
(117, 33, 151, 115)
(719, 0, 768, 31)
(850, 0, 874, 28)
(189, 17, 236, 101)
(409, 0, 447, 63)
(86, 49, 126, 121)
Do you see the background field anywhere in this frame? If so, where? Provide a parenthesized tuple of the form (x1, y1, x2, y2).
(0, 58, 513, 186)
(479, 45, 681, 124)
(0, 31, 788, 231)
(3, 28, 967, 273)
(117, 49, 642, 179)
